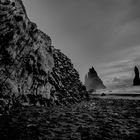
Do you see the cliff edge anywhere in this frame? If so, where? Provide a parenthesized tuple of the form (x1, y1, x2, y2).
(0, 0, 88, 110)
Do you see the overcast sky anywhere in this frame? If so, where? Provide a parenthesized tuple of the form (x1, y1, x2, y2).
(23, 0, 140, 88)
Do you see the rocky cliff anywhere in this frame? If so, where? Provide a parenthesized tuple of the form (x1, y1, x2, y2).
(0, 0, 87, 110)
(133, 66, 140, 86)
(85, 67, 106, 91)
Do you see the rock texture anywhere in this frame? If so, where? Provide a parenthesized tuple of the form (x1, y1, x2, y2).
(0, 0, 87, 110)
(133, 66, 140, 86)
(85, 67, 106, 91)
(1, 98, 140, 140)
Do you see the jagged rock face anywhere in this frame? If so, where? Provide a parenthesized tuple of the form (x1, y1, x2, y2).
(85, 67, 106, 91)
(0, 0, 87, 108)
(50, 49, 87, 103)
(133, 66, 140, 86)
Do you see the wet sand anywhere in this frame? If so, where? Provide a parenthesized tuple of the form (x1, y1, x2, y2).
(89, 91, 140, 100)
(99, 93, 140, 100)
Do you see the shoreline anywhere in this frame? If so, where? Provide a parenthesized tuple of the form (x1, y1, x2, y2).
(90, 93, 140, 100)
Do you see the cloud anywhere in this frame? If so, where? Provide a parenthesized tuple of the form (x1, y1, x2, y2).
(95, 45, 140, 88)
(112, 77, 121, 83)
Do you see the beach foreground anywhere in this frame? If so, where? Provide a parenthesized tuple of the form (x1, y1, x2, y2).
(0, 97, 140, 140)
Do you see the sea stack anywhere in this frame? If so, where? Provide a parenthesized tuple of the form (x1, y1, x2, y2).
(85, 67, 106, 91)
(0, 0, 88, 108)
(133, 66, 140, 86)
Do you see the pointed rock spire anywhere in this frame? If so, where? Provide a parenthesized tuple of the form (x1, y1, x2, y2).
(133, 66, 140, 86)
(85, 67, 106, 91)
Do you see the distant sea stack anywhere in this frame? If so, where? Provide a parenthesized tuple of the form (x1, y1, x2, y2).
(0, 0, 88, 108)
(133, 66, 140, 86)
(85, 67, 106, 91)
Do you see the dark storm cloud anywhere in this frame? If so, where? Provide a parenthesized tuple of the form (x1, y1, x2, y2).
(23, 0, 140, 87)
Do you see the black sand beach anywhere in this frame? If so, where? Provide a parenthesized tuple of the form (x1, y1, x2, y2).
(0, 97, 140, 140)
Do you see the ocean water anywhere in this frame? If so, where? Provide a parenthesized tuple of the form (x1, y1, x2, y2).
(93, 86, 140, 100)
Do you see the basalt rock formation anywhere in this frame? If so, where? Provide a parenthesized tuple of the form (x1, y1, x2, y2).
(133, 66, 140, 86)
(85, 67, 106, 91)
(0, 0, 87, 110)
